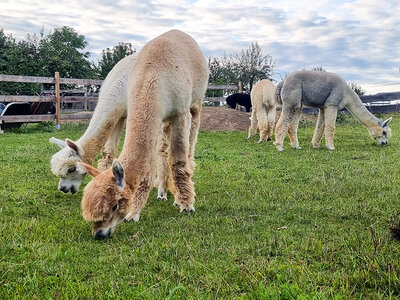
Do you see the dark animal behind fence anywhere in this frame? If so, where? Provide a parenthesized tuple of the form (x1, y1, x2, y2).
(226, 93, 251, 112)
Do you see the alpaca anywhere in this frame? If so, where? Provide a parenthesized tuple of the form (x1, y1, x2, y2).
(226, 93, 252, 112)
(49, 54, 136, 194)
(247, 79, 277, 142)
(80, 30, 209, 238)
(273, 70, 392, 151)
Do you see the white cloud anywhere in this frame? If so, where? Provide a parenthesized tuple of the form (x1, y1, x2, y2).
(0, 0, 399, 94)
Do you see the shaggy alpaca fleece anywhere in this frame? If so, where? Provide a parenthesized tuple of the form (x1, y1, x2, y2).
(274, 70, 392, 151)
(248, 79, 277, 142)
(80, 30, 209, 238)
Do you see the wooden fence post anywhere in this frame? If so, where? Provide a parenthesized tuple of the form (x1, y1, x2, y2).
(238, 81, 243, 93)
(55, 72, 61, 130)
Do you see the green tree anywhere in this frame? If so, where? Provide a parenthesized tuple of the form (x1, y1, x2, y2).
(235, 42, 275, 91)
(95, 42, 135, 79)
(38, 26, 93, 79)
(0, 30, 42, 94)
(348, 82, 365, 96)
(207, 42, 275, 94)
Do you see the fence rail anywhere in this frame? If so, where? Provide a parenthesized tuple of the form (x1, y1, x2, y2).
(0, 73, 240, 132)
(1, 72, 399, 133)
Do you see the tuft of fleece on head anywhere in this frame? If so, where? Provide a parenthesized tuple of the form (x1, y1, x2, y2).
(81, 170, 130, 222)
(50, 147, 86, 177)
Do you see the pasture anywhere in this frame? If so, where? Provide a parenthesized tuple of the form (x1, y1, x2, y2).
(1, 115, 400, 299)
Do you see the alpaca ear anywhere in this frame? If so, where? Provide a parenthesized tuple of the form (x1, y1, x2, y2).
(49, 137, 67, 149)
(112, 160, 125, 190)
(66, 139, 83, 157)
(382, 117, 392, 127)
(80, 162, 101, 177)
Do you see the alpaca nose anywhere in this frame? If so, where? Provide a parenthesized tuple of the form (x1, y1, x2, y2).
(381, 141, 388, 145)
(94, 228, 111, 239)
(59, 186, 69, 193)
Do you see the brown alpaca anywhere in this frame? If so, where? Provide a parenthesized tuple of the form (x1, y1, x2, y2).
(80, 30, 209, 238)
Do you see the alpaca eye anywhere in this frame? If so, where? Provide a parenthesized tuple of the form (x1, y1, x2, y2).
(112, 204, 119, 211)
(68, 167, 76, 173)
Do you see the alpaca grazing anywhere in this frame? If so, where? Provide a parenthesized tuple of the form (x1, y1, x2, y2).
(49, 54, 136, 194)
(49, 54, 171, 200)
(273, 70, 392, 151)
(226, 93, 252, 112)
(247, 79, 277, 142)
(80, 30, 209, 238)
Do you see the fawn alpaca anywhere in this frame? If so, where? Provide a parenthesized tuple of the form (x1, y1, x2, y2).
(248, 79, 277, 142)
(80, 30, 209, 238)
(274, 70, 392, 151)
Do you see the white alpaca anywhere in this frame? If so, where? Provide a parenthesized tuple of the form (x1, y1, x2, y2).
(274, 70, 392, 151)
(247, 79, 277, 142)
(80, 30, 209, 238)
(49, 54, 135, 194)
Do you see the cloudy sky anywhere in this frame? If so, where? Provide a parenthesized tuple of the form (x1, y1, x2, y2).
(1, 0, 399, 94)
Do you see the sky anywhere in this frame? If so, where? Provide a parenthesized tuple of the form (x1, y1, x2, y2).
(0, 0, 399, 94)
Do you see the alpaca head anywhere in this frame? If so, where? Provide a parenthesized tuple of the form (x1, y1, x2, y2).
(50, 138, 87, 194)
(81, 160, 131, 238)
(368, 117, 392, 145)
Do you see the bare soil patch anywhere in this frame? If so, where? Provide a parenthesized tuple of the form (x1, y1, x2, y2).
(200, 107, 317, 131)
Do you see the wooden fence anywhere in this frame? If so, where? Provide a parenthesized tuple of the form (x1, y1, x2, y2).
(0, 73, 399, 132)
(0, 73, 237, 132)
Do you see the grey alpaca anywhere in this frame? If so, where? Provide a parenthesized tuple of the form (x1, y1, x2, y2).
(273, 70, 392, 151)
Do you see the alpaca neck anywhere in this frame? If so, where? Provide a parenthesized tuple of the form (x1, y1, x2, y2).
(345, 92, 380, 129)
(77, 128, 112, 164)
(118, 95, 161, 189)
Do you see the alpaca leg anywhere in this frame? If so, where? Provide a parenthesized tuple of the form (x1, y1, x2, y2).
(311, 109, 325, 148)
(124, 175, 154, 222)
(324, 106, 338, 150)
(188, 102, 202, 174)
(266, 105, 277, 141)
(156, 122, 172, 201)
(97, 118, 125, 171)
(170, 110, 196, 213)
(287, 107, 302, 149)
(273, 106, 297, 151)
(257, 105, 269, 142)
(248, 109, 258, 139)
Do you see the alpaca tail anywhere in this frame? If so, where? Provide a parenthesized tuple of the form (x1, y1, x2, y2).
(275, 81, 283, 105)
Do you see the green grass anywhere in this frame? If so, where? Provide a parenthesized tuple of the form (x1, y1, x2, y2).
(1, 115, 400, 299)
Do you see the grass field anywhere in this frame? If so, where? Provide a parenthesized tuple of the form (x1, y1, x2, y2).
(1, 115, 400, 299)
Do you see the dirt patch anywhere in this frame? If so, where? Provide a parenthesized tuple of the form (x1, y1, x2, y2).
(200, 107, 317, 131)
(200, 107, 251, 131)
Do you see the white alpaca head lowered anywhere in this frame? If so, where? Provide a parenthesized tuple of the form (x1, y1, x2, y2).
(49, 137, 88, 194)
(368, 117, 392, 145)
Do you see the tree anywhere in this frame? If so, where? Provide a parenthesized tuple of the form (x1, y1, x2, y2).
(95, 42, 135, 79)
(348, 82, 365, 96)
(0, 30, 42, 94)
(235, 42, 275, 91)
(38, 26, 93, 79)
(207, 42, 275, 93)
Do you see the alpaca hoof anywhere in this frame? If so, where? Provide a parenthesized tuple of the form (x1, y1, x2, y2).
(293, 146, 301, 150)
(326, 145, 335, 150)
(180, 204, 195, 213)
(124, 212, 140, 222)
(276, 145, 284, 151)
(312, 144, 320, 149)
(247, 135, 251, 139)
(157, 196, 168, 201)
(257, 139, 264, 143)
